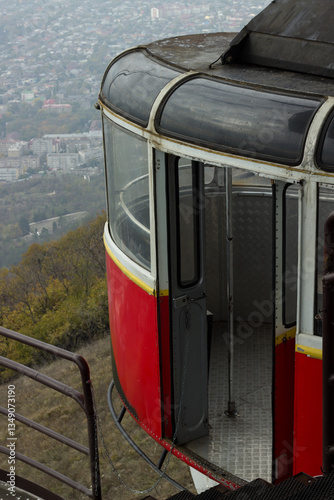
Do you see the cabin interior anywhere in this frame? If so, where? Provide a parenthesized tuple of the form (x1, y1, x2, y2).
(174, 162, 298, 483)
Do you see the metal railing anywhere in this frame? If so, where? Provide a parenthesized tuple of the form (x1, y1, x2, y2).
(0, 326, 102, 500)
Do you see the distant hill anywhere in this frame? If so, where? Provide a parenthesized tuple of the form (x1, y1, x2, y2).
(0, 172, 106, 268)
(0, 212, 108, 380)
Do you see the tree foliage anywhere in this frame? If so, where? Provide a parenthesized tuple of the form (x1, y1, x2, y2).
(0, 174, 106, 268)
(18, 216, 30, 236)
(0, 212, 108, 381)
(5, 103, 97, 141)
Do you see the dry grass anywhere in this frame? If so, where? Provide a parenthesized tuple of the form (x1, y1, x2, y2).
(0, 334, 196, 499)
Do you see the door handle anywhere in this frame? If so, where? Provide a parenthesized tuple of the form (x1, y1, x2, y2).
(189, 293, 207, 302)
(173, 293, 206, 309)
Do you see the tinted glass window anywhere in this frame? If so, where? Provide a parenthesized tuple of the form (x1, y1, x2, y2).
(101, 50, 180, 126)
(283, 185, 298, 327)
(158, 77, 322, 165)
(103, 117, 150, 269)
(176, 159, 201, 287)
(316, 185, 334, 335)
(318, 114, 334, 171)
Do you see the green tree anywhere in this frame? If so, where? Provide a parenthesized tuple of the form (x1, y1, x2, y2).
(8, 224, 22, 239)
(33, 209, 47, 222)
(18, 216, 30, 236)
(40, 227, 49, 239)
(0, 213, 108, 377)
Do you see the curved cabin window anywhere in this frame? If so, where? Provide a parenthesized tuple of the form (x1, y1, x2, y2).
(317, 112, 334, 171)
(100, 49, 180, 127)
(176, 158, 201, 287)
(316, 184, 334, 335)
(103, 117, 150, 270)
(283, 184, 299, 327)
(157, 77, 322, 166)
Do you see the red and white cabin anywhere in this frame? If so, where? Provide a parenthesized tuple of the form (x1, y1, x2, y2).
(98, 0, 334, 491)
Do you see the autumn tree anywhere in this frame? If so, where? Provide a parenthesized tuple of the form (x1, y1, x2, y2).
(0, 212, 108, 377)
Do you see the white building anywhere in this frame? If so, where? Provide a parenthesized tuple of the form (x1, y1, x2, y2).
(32, 138, 54, 156)
(0, 166, 22, 182)
(0, 139, 19, 156)
(0, 158, 21, 169)
(21, 90, 35, 103)
(47, 153, 79, 170)
(78, 146, 103, 164)
(151, 7, 160, 19)
(21, 155, 40, 171)
(42, 103, 72, 113)
(7, 141, 29, 157)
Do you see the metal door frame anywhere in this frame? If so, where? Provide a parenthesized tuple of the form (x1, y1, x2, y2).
(166, 154, 209, 445)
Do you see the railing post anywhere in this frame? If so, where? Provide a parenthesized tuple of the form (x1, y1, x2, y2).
(225, 167, 238, 417)
(322, 213, 334, 474)
(76, 356, 102, 500)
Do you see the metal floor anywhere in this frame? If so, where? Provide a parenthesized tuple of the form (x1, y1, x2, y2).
(186, 321, 273, 483)
(0, 480, 42, 499)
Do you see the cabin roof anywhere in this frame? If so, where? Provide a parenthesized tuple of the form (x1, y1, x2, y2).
(100, 1, 334, 168)
(242, 0, 334, 43)
(146, 32, 334, 98)
(223, 0, 334, 79)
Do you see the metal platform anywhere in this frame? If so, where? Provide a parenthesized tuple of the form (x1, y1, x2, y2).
(152, 470, 334, 499)
(0, 480, 42, 499)
(186, 321, 273, 483)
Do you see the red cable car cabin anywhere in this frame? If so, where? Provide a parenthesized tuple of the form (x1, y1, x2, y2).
(98, 0, 334, 492)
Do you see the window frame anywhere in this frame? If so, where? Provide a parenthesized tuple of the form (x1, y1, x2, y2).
(316, 109, 334, 172)
(102, 115, 152, 272)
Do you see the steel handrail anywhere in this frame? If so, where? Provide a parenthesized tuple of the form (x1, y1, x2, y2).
(0, 406, 89, 455)
(0, 326, 101, 500)
(119, 173, 150, 236)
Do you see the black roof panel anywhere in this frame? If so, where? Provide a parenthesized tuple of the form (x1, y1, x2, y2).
(223, 0, 334, 78)
(246, 0, 334, 42)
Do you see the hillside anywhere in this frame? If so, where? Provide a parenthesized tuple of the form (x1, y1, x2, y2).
(0, 335, 195, 499)
(0, 213, 108, 379)
(0, 173, 106, 268)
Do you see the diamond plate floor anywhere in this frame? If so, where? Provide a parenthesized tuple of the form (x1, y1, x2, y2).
(186, 322, 273, 483)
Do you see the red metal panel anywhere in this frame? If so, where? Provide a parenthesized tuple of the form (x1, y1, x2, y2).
(106, 252, 162, 437)
(274, 337, 295, 482)
(293, 351, 322, 476)
(159, 295, 173, 438)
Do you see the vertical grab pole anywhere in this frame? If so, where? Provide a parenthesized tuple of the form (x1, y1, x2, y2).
(225, 167, 238, 417)
(323, 213, 334, 474)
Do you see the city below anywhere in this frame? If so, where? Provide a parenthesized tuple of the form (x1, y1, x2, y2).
(0, 0, 268, 183)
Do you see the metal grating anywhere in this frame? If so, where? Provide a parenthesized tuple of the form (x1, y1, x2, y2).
(186, 322, 272, 483)
(225, 479, 272, 499)
(166, 492, 196, 500)
(161, 472, 334, 499)
(196, 490, 228, 499)
(286, 471, 334, 500)
(255, 476, 310, 500)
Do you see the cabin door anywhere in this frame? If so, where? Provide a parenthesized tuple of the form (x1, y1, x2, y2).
(166, 155, 208, 444)
(273, 181, 299, 482)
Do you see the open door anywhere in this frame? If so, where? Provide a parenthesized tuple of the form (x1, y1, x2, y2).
(273, 180, 299, 482)
(166, 155, 208, 444)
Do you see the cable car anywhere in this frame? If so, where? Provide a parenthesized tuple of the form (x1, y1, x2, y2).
(97, 0, 334, 492)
